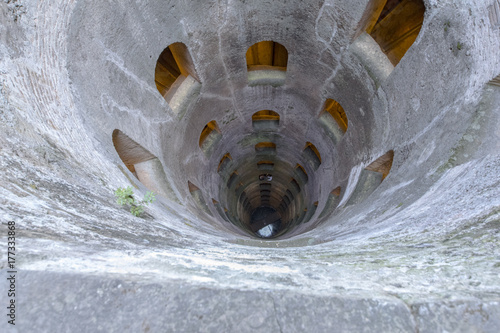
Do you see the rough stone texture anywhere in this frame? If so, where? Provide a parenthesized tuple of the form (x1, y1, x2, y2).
(0, 0, 500, 332)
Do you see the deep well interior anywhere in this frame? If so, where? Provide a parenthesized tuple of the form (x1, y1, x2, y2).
(1, 0, 500, 332)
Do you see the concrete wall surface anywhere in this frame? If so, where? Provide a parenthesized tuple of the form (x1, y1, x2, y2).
(0, 0, 499, 332)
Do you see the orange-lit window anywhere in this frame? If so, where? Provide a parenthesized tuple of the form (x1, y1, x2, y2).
(199, 120, 221, 148)
(322, 99, 348, 133)
(255, 142, 277, 154)
(257, 160, 275, 170)
(252, 110, 280, 122)
(302, 201, 319, 224)
(246, 41, 288, 71)
(318, 186, 342, 219)
(252, 110, 280, 131)
(304, 142, 321, 162)
(227, 170, 239, 188)
(218, 153, 232, 173)
(113, 129, 181, 202)
(295, 164, 308, 183)
(365, 150, 394, 179)
(187, 181, 212, 216)
(155, 42, 200, 98)
(303, 142, 321, 170)
(360, 0, 425, 66)
(332, 186, 341, 197)
(112, 129, 155, 176)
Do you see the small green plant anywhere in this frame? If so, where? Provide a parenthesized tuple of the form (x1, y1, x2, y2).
(444, 21, 451, 32)
(115, 186, 156, 217)
(457, 42, 463, 50)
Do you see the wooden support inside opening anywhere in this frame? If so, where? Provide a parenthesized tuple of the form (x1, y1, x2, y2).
(252, 110, 280, 131)
(112, 129, 155, 175)
(187, 181, 212, 216)
(188, 181, 200, 193)
(199, 120, 221, 148)
(227, 171, 239, 188)
(365, 150, 394, 179)
(332, 186, 341, 197)
(295, 164, 308, 184)
(323, 99, 348, 133)
(255, 142, 277, 154)
(359, 0, 425, 66)
(318, 186, 342, 219)
(218, 153, 232, 173)
(252, 110, 280, 122)
(303, 142, 322, 170)
(155, 42, 200, 98)
(290, 178, 301, 193)
(489, 74, 500, 87)
(246, 41, 288, 71)
(304, 142, 321, 163)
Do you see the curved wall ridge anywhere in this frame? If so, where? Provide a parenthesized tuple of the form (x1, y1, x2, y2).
(0, 0, 499, 331)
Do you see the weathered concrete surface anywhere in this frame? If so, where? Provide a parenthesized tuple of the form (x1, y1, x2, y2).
(0, 0, 500, 332)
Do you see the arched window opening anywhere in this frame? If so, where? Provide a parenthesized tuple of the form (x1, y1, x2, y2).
(199, 120, 220, 147)
(155, 46, 181, 97)
(290, 178, 301, 194)
(227, 170, 239, 188)
(246, 41, 288, 71)
(295, 164, 308, 184)
(255, 142, 277, 154)
(319, 186, 342, 219)
(246, 41, 287, 86)
(257, 160, 275, 170)
(155, 43, 200, 98)
(332, 186, 341, 197)
(188, 181, 200, 193)
(187, 181, 212, 216)
(218, 153, 232, 173)
(252, 110, 280, 122)
(360, 0, 425, 66)
(303, 142, 322, 170)
(346, 150, 394, 206)
(252, 110, 280, 131)
(112, 129, 179, 202)
(322, 99, 348, 132)
(260, 188, 271, 205)
(212, 199, 229, 223)
(260, 189, 271, 196)
(303, 201, 319, 224)
(489, 74, 500, 87)
(112, 130, 155, 176)
(235, 182, 244, 191)
(199, 120, 222, 156)
(365, 150, 394, 180)
(298, 208, 307, 224)
(155, 43, 201, 117)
